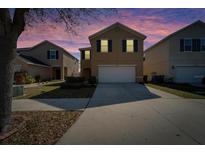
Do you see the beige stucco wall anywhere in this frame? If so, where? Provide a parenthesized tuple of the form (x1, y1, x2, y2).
(20, 41, 63, 67)
(81, 59, 90, 70)
(169, 23, 205, 77)
(14, 57, 51, 80)
(19, 41, 79, 79)
(144, 22, 205, 81)
(143, 40, 170, 81)
(63, 54, 79, 77)
(89, 26, 144, 82)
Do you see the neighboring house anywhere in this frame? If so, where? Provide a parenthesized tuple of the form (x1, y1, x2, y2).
(14, 40, 79, 81)
(144, 20, 205, 84)
(79, 22, 146, 83)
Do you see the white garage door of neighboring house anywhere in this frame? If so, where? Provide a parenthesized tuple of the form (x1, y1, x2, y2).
(98, 65, 135, 83)
(175, 66, 205, 83)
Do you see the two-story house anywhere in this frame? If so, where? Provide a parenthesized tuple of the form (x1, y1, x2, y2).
(14, 40, 79, 81)
(144, 20, 205, 84)
(79, 22, 146, 83)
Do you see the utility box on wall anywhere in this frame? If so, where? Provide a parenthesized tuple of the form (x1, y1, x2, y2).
(13, 85, 24, 97)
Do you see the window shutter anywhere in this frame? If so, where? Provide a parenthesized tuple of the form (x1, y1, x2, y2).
(192, 39, 200, 52)
(122, 40, 126, 52)
(108, 40, 112, 52)
(96, 40, 101, 52)
(180, 39, 184, 52)
(134, 39, 138, 52)
(81, 50, 85, 60)
(47, 50, 50, 59)
(56, 50, 59, 59)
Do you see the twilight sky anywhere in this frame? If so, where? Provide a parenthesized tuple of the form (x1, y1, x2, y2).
(17, 8, 205, 59)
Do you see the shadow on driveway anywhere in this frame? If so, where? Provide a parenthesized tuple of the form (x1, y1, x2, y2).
(15, 83, 161, 111)
(87, 83, 161, 108)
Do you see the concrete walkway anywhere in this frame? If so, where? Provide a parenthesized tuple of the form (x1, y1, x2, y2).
(57, 83, 205, 145)
(12, 98, 89, 111)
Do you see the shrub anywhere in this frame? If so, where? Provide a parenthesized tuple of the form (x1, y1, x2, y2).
(151, 75, 164, 83)
(35, 75, 41, 82)
(62, 77, 85, 89)
(88, 76, 97, 85)
(166, 77, 174, 83)
(202, 77, 205, 85)
(14, 72, 25, 85)
(65, 77, 85, 83)
(157, 75, 165, 83)
(143, 75, 148, 83)
(25, 74, 36, 84)
(14, 72, 36, 84)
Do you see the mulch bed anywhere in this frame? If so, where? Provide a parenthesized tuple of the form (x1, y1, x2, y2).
(0, 111, 82, 145)
(0, 115, 27, 141)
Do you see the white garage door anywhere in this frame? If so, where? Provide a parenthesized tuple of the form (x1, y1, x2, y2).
(98, 65, 135, 83)
(175, 66, 205, 83)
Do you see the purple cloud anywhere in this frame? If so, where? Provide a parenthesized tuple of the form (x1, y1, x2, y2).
(17, 8, 205, 59)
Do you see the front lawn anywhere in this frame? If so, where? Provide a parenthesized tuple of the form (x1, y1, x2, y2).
(14, 81, 96, 99)
(0, 111, 81, 145)
(146, 83, 205, 99)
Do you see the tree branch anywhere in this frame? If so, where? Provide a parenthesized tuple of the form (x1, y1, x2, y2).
(12, 8, 30, 39)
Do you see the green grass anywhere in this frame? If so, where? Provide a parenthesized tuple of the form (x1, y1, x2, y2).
(14, 81, 96, 99)
(146, 83, 205, 99)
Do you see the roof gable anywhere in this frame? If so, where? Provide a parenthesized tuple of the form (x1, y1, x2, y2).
(17, 40, 79, 61)
(89, 22, 146, 40)
(145, 20, 205, 52)
(32, 40, 79, 61)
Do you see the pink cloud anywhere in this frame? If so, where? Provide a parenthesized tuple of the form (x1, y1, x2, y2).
(17, 9, 188, 57)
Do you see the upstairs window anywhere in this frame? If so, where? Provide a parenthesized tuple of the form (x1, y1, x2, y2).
(180, 38, 205, 52)
(184, 39, 192, 51)
(122, 39, 138, 52)
(47, 49, 58, 59)
(85, 50, 90, 60)
(96, 40, 112, 52)
(101, 40, 108, 52)
(201, 38, 205, 51)
(126, 40, 134, 52)
(192, 39, 200, 52)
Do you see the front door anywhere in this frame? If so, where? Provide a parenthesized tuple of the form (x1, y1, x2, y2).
(52, 67, 61, 80)
(64, 67, 68, 79)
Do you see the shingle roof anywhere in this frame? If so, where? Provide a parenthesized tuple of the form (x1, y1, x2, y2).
(16, 48, 31, 53)
(19, 54, 50, 67)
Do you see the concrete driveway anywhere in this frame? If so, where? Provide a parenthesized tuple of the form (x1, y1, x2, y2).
(57, 83, 205, 145)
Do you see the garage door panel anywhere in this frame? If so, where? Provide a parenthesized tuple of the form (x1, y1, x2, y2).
(98, 66, 135, 83)
(175, 66, 205, 83)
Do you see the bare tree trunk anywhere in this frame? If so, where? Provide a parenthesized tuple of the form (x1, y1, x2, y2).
(0, 8, 28, 133)
(0, 38, 16, 132)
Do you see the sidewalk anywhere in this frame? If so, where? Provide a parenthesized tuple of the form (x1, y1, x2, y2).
(12, 98, 90, 111)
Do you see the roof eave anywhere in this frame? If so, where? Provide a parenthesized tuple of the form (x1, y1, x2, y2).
(79, 47, 91, 51)
(17, 56, 50, 68)
(88, 22, 146, 40)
